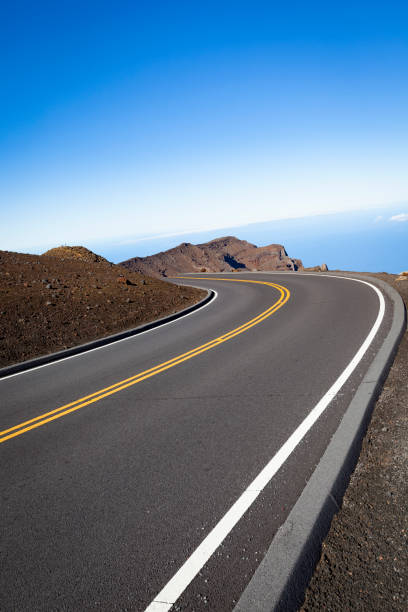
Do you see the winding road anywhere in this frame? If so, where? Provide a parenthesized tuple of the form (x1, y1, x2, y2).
(0, 273, 390, 611)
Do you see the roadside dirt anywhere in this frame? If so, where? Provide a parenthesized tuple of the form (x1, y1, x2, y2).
(301, 272, 407, 611)
(0, 249, 205, 368)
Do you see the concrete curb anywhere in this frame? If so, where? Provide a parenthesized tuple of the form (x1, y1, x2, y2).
(0, 289, 215, 379)
(234, 274, 406, 612)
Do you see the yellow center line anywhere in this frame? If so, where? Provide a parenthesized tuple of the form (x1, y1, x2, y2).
(0, 278, 290, 444)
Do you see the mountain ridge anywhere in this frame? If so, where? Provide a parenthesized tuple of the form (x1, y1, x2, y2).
(120, 236, 303, 277)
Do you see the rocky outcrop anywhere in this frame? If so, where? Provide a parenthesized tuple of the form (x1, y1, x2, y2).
(120, 236, 303, 277)
(304, 263, 329, 272)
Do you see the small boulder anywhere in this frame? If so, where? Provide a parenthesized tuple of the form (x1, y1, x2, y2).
(117, 276, 135, 285)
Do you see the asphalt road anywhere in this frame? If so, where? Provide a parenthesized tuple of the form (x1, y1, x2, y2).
(0, 273, 389, 611)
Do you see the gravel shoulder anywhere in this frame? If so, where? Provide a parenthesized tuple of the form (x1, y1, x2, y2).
(301, 272, 407, 611)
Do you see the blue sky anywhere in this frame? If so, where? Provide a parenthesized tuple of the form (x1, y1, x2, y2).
(1, 1, 408, 253)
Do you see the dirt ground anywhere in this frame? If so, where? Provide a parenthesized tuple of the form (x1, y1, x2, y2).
(0, 249, 205, 368)
(301, 272, 407, 611)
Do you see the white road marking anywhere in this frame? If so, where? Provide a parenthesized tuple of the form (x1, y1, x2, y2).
(0, 288, 217, 381)
(144, 275, 385, 611)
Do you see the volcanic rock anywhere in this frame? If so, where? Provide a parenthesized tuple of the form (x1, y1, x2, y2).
(120, 236, 303, 277)
(304, 263, 329, 272)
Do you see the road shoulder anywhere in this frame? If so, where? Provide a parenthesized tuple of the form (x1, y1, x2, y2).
(234, 272, 406, 612)
(301, 273, 407, 611)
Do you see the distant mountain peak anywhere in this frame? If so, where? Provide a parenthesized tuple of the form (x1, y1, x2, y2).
(120, 236, 302, 277)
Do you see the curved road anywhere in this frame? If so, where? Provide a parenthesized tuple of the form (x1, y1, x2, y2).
(0, 273, 390, 611)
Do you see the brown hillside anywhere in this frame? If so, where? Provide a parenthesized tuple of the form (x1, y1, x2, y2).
(120, 236, 303, 277)
(0, 249, 205, 368)
(43, 245, 109, 264)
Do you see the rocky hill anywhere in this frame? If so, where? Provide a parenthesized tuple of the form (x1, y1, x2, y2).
(0, 248, 204, 368)
(120, 236, 303, 277)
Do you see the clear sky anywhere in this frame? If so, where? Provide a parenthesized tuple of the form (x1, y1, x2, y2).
(1, 0, 408, 252)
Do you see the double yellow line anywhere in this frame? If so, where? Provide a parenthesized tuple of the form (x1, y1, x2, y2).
(0, 278, 290, 445)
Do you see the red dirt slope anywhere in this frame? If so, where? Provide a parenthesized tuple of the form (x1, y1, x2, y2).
(0, 249, 205, 368)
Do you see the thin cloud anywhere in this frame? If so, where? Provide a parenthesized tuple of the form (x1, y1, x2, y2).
(373, 215, 383, 223)
(389, 213, 408, 222)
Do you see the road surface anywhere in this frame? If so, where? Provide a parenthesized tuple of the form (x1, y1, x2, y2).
(0, 273, 389, 611)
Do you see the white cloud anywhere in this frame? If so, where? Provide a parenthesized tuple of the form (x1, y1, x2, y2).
(374, 215, 383, 223)
(389, 213, 408, 222)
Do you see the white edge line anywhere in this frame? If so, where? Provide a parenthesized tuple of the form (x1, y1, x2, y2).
(144, 275, 385, 611)
(0, 288, 218, 382)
